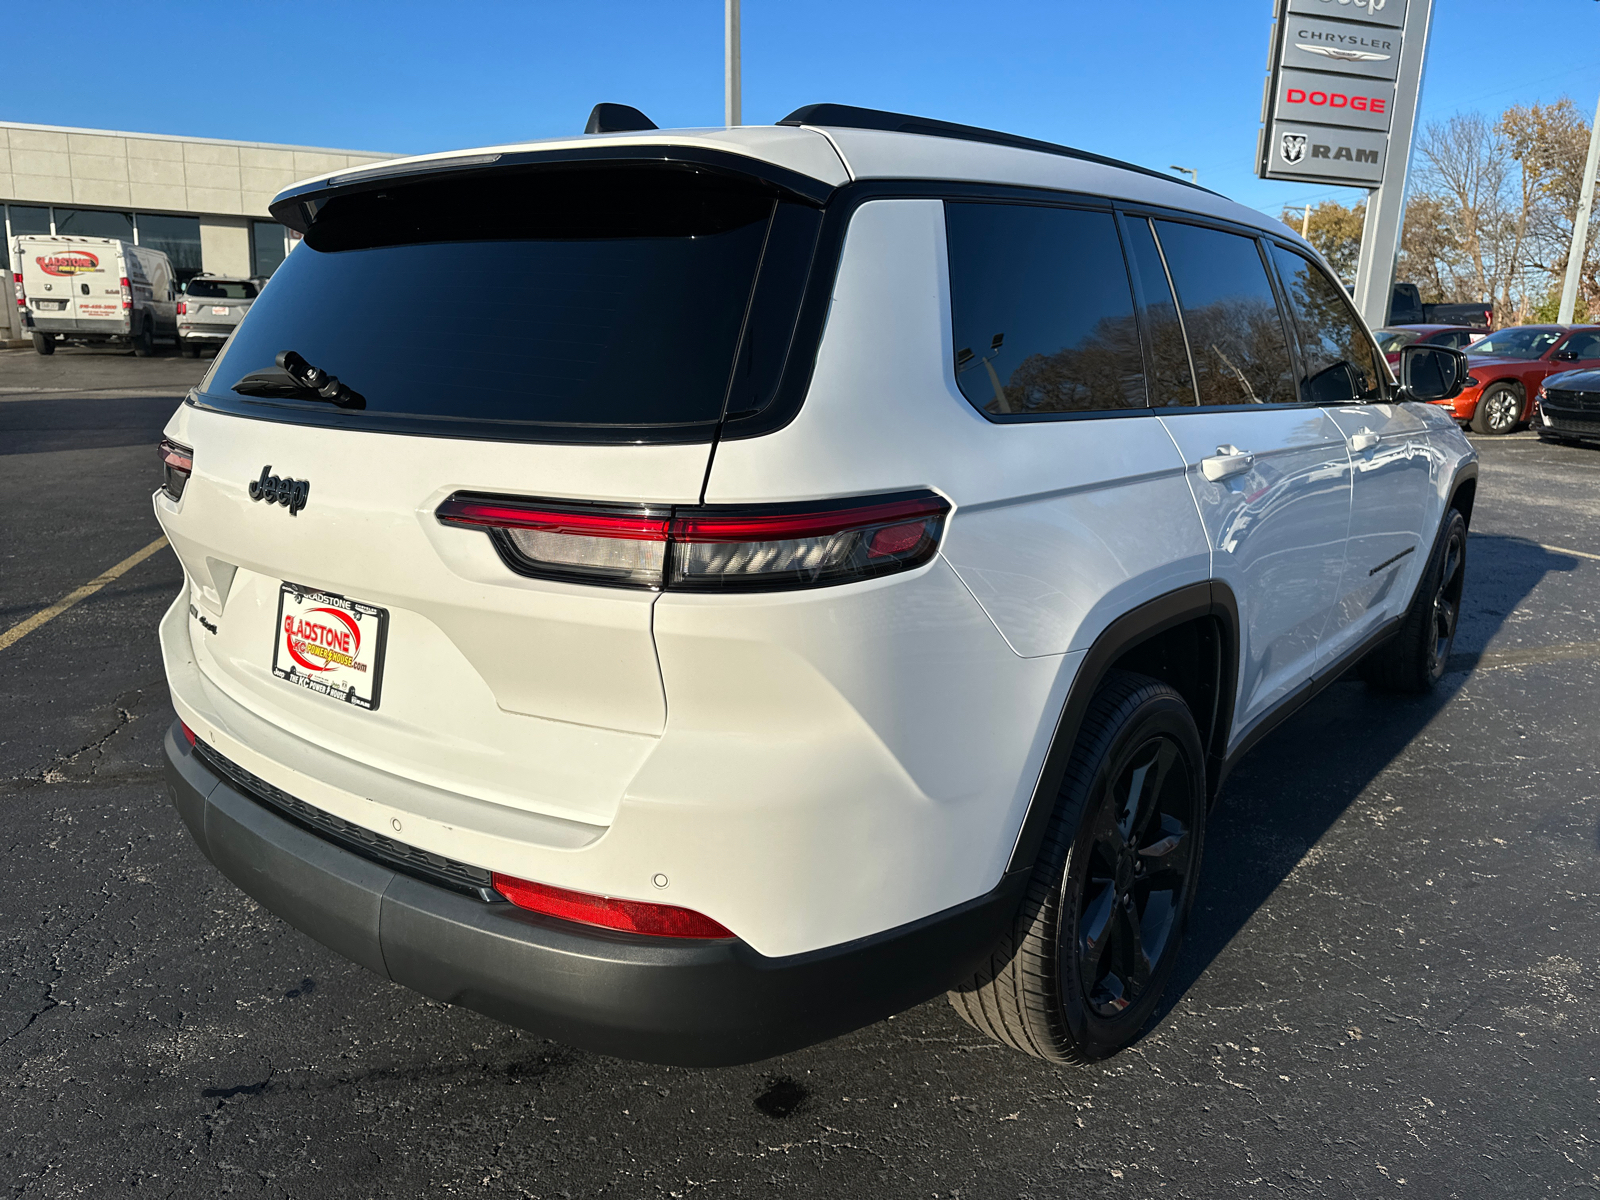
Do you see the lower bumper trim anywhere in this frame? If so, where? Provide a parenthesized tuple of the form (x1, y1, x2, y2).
(163, 721, 1027, 1066)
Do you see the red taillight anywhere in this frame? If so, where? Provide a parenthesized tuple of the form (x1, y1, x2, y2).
(176, 301, 187, 315)
(179, 721, 197, 746)
(12, 272, 22, 308)
(120, 276, 132, 310)
(490, 873, 734, 939)
(436, 497, 670, 588)
(159, 437, 193, 501)
(436, 492, 950, 592)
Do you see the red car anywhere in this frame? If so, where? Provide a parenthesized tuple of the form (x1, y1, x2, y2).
(1375, 324, 1488, 371)
(1433, 324, 1600, 434)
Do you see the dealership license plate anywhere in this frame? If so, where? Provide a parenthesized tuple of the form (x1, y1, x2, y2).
(271, 583, 388, 710)
(36, 299, 67, 310)
(211, 306, 230, 315)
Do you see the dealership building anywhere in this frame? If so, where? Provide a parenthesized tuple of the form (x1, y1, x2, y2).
(0, 120, 398, 283)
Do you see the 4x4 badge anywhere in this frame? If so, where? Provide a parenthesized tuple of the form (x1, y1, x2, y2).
(249, 465, 310, 516)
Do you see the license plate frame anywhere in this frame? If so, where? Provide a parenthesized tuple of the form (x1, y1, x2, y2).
(270, 582, 388, 710)
(211, 305, 230, 315)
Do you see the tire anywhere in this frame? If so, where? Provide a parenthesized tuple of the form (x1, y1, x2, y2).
(949, 670, 1207, 1063)
(1470, 382, 1522, 434)
(179, 340, 198, 358)
(1361, 508, 1467, 693)
(131, 320, 155, 358)
(31, 332, 55, 356)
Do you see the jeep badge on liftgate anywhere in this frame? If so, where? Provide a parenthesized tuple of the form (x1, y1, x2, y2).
(248, 466, 310, 515)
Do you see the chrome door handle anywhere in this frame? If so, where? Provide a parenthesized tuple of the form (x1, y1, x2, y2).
(1200, 445, 1255, 482)
(1349, 430, 1380, 452)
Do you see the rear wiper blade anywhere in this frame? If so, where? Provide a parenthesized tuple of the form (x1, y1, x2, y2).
(230, 350, 365, 409)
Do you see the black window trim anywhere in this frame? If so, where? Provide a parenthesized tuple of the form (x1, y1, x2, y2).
(1262, 236, 1392, 407)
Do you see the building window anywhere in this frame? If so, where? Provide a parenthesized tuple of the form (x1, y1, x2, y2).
(54, 208, 135, 240)
(136, 213, 204, 283)
(252, 221, 288, 278)
(8, 205, 53, 235)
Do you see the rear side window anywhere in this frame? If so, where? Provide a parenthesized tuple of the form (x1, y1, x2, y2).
(1121, 217, 1196, 408)
(201, 166, 789, 443)
(946, 202, 1145, 418)
(1270, 245, 1383, 403)
(1155, 221, 1295, 406)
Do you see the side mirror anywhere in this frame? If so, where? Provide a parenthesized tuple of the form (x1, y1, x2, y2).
(1399, 344, 1469, 402)
(1553, 349, 1580, 361)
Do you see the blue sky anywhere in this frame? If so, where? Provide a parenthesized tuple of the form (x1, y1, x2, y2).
(7, 0, 1595, 222)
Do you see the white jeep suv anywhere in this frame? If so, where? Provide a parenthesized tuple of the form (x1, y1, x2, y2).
(156, 103, 1476, 1066)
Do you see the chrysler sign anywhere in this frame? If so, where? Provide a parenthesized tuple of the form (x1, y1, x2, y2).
(1258, 0, 1412, 187)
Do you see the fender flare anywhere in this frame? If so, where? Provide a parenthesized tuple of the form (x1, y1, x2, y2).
(1004, 580, 1239, 874)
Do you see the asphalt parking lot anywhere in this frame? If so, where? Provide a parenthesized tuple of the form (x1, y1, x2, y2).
(2, 347, 1597, 1199)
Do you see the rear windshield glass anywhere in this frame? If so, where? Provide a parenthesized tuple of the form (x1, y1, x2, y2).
(186, 279, 257, 299)
(201, 166, 777, 439)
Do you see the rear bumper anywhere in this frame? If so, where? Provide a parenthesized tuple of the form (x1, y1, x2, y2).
(164, 721, 1027, 1066)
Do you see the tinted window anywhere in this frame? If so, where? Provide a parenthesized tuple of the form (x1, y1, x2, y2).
(8, 206, 52, 236)
(1122, 217, 1196, 407)
(1467, 328, 1562, 359)
(54, 208, 134, 240)
(1560, 331, 1600, 359)
(946, 202, 1145, 417)
(1155, 221, 1295, 406)
(138, 213, 203, 282)
(1270, 245, 1383, 403)
(186, 278, 258, 300)
(252, 221, 289, 278)
(204, 166, 779, 439)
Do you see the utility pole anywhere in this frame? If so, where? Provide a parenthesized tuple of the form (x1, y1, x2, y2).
(724, 0, 741, 127)
(1301, 204, 1312, 238)
(1558, 86, 1600, 323)
(1352, 0, 1436, 330)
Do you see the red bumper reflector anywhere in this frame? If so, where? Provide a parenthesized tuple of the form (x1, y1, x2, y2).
(179, 721, 197, 746)
(490, 873, 734, 940)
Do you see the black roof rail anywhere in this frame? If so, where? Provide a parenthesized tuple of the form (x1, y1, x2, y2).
(777, 103, 1215, 194)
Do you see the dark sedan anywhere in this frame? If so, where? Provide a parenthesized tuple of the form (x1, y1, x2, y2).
(1536, 368, 1600, 446)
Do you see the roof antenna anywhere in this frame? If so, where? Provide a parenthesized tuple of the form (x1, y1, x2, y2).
(585, 103, 658, 134)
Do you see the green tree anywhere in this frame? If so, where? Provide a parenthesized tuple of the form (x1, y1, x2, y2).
(1280, 200, 1366, 279)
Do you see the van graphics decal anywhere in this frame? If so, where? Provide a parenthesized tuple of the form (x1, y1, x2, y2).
(248, 465, 310, 516)
(35, 251, 101, 276)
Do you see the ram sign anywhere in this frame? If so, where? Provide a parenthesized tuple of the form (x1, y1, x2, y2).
(1257, 0, 1411, 187)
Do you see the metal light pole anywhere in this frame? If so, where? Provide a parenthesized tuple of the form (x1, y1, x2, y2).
(725, 0, 741, 127)
(1169, 165, 1198, 185)
(1557, 87, 1600, 323)
(1353, 0, 1436, 330)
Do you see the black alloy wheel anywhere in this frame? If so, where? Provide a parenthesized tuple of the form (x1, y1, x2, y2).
(1426, 515, 1466, 682)
(1362, 507, 1469, 693)
(949, 670, 1207, 1063)
(1072, 734, 1198, 1019)
(1472, 382, 1522, 434)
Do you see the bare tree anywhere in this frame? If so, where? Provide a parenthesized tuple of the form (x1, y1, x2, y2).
(1415, 113, 1510, 306)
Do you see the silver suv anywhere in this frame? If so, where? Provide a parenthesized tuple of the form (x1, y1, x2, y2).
(177, 274, 258, 357)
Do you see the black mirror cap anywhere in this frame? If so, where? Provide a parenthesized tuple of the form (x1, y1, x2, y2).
(585, 103, 658, 135)
(1399, 343, 1469, 403)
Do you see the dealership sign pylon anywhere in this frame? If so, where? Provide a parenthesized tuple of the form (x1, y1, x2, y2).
(1257, 0, 1437, 328)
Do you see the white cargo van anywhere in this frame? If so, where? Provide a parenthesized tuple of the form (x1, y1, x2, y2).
(13, 235, 177, 355)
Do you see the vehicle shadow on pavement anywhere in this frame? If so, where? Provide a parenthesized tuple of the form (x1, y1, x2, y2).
(1153, 533, 1583, 1031)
